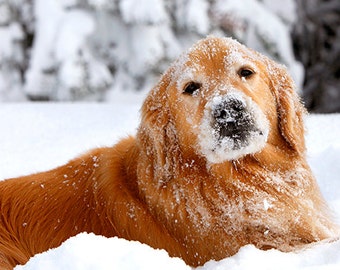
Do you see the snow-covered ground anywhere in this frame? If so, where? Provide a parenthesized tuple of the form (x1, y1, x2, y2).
(0, 101, 339, 269)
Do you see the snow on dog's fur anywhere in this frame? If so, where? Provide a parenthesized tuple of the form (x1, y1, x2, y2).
(0, 37, 338, 269)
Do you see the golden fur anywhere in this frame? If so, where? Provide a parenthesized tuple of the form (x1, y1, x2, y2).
(0, 37, 338, 269)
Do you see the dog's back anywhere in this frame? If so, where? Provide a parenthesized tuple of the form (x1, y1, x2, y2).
(0, 147, 116, 269)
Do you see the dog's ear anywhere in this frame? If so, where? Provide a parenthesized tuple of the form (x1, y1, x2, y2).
(266, 59, 306, 155)
(140, 69, 172, 128)
(138, 67, 177, 184)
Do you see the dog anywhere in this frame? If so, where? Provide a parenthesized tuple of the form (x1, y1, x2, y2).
(0, 37, 338, 269)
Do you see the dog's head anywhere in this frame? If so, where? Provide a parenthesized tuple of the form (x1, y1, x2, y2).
(139, 37, 306, 166)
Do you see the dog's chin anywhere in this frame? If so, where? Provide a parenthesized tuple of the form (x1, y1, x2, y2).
(201, 127, 268, 164)
(201, 129, 268, 164)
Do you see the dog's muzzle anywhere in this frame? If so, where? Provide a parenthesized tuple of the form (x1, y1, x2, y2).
(212, 97, 262, 149)
(199, 92, 269, 163)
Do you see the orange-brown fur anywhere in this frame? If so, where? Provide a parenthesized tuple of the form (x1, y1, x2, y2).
(0, 37, 338, 269)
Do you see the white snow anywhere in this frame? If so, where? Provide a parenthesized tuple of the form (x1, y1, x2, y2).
(119, 0, 168, 24)
(178, 0, 210, 35)
(15, 233, 190, 270)
(0, 101, 339, 269)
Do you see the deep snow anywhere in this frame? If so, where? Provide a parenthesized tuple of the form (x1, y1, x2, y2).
(0, 102, 339, 269)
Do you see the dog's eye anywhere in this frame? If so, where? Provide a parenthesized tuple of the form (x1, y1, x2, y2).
(239, 68, 254, 78)
(183, 82, 201, 95)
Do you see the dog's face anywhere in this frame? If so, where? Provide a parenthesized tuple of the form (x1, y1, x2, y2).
(141, 37, 305, 165)
(170, 38, 274, 163)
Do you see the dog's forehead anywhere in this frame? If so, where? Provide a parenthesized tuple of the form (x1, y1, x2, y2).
(173, 37, 258, 80)
(170, 37, 263, 92)
(189, 37, 253, 67)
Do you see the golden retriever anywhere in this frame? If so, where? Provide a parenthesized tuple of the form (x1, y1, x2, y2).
(0, 37, 338, 269)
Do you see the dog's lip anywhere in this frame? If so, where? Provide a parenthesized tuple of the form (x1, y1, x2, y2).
(217, 124, 248, 138)
(213, 124, 265, 151)
(213, 112, 256, 139)
(216, 124, 263, 137)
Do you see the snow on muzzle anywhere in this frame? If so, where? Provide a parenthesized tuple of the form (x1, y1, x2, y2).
(198, 91, 269, 163)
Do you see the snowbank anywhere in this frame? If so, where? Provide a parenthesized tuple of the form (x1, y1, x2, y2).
(14, 233, 340, 270)
(15, 233, 190, 270)
(0, 104, 339, 269)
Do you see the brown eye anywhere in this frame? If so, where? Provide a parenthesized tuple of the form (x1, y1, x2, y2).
(183, 82, 201, 95)
(239, 68, 254, 78)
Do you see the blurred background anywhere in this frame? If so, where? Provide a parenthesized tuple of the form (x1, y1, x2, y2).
(0, 0, 338, 113)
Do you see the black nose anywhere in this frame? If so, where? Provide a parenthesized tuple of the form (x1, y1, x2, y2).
(212, 98, 252, 138)
(213, 99, 246, 124)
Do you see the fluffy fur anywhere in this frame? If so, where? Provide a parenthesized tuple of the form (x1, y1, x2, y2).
(0, 37, 338, 269)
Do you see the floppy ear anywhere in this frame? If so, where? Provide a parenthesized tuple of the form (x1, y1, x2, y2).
(137, 67, 178, 184)
(266, 60, 307, 155)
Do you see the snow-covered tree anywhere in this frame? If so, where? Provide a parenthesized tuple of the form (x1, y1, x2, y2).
(0, 0, 307, 102)
(24, 0, 112, 101)
(0, 0, 30, 101)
